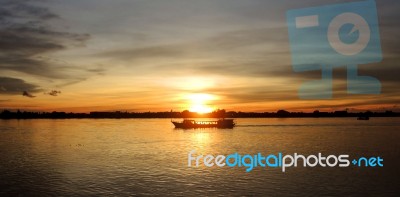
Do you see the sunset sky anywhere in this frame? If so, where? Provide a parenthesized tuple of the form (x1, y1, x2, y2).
(0, 0, 399, 113)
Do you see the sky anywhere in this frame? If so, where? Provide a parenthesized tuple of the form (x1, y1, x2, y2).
(0, 0, 399, 113)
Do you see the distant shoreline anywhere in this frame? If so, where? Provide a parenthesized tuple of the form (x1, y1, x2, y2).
(1, 109, 399, 119)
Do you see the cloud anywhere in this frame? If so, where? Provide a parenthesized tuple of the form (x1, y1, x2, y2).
(22, 91, 36, 98)
(96, 22, 400, 85)
(0, 0, 59, 20)
(97, 27, 287, 61)
(0, 76, 40, 94)
(0, 0, 90, 79)
(46, 90, 61, 96)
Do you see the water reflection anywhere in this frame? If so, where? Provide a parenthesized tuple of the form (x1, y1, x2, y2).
(0, 118, 399, 196)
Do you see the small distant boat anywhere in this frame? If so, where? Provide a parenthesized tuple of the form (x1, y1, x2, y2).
(357, 116, 369, 120)
(172, 119, 235, 129)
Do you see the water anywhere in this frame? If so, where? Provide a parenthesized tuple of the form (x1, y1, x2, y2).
(0, 118, 399, 196)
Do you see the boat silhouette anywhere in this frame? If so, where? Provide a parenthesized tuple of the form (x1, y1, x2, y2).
(172, 119, 235, 129)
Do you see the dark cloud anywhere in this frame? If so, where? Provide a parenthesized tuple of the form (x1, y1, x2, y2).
(46, 90, 61, 96)
(0, 0, 59, 21)
(85, 67, 107, 76)
(0, 0, 90, 79)
(22, 91, 36, 98)
(0, 76, 40, 94)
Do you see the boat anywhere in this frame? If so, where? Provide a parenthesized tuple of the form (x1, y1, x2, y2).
(357, 116, 369, 120)
(171, 119, 235, 129)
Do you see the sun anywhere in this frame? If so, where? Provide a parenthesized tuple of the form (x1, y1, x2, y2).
(186, 93, 215, 114)
(189, 104, 213, 114)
